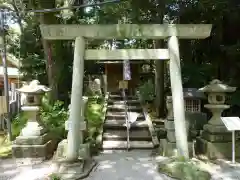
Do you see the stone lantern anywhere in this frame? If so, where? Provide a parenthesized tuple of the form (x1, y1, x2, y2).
(12, 80, 53, 160)
(198, 79, 236, 125)
(196, 79, 239, 159)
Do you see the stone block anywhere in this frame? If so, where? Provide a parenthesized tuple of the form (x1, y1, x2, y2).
(21, 123, 47, 136)
(12, 140, 53, 159)
(164, 120, 175, 130)
(52, 158, 96, 180)
(78, 143, 91, 160)
(65, 120, 86, 131)
(159, 139, 193, 157)
(196, 137, 240, 160)
(15, 133, 50, 145)
(54, 139, 90, 160)
(203, 124, 229, 133)
(167, 130, 176, 142)
(166, 130, 195, 143)
(201, 130, 233, 142)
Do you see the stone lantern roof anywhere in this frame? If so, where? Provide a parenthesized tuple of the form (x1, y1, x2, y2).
(16, 80, 51, 94)
(198, 79, 236, 93)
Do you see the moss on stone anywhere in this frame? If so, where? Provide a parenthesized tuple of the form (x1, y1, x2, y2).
(158, 157, 211, 180)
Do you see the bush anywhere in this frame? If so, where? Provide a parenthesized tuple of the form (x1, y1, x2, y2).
(41, 98, 68, 141)
(138, 80, 155, 103)
(12, 112, 28, 139)
(48, 173, 61, 180)
(158, 157, 211, 180)
(11, 96, 68, 141)
(85, 96, 105, 152)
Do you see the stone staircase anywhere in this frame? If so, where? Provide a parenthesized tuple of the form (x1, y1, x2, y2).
(102, 92, 154, 150)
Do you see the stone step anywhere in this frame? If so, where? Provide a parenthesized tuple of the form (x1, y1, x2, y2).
(108, 100, 141, 105)
(107, 105, 142, 112)
(109, 95, 138, 100)
(103, 129, 151, 141)
(106, 116, 145, 121)
(102, 140, 154, 149)
(106, 112, 144, 119)
(104, 120, 148, 129)
(152, 119, 165, 125)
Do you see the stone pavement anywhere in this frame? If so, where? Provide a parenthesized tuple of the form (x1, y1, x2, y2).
(85, 150, 174, 180)
(1, 150, 240, 180)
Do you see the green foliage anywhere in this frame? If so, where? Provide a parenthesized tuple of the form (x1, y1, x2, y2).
(11, 112, 28, 139)
(11, 96, 68, 141)
(159, 158, 211, 180)
(85, 96, 105, 151)
(138, 80, 155, 103)
(41, 97, 69, 141)
(48, 173, 61, 180)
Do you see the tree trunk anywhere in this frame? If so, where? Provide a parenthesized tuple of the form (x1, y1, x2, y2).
(154, 0, 166, 118)
(37, 0, 60, 102)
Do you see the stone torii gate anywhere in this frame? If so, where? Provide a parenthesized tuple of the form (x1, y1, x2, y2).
(40, 24, 212, 161)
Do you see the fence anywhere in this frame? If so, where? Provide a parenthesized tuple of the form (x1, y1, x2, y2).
(0, 83, 21, 131)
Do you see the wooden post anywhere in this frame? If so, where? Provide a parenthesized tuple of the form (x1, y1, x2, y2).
(67, 36, 85, 161)
(103, 64, 108, 94)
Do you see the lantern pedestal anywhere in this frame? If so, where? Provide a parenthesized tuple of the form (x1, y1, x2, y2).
(12, 107, 53, 160)
(197, 123, 240, 159)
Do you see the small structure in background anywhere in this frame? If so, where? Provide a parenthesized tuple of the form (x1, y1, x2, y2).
(183, 88, 204, 113)
(97, 60, 143, 95)
(0, 53, 22, 131)
(196, 79, 239, 159)
(12, 80, 54, 161)
(0, 53, 21, 95)
(183, 88, 208, 146)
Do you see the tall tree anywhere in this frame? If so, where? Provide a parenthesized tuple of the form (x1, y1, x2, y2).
(154, 0, 166, 118)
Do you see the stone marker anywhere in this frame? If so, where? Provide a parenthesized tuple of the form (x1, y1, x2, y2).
(90, 78, 102, 95)
(159, 96, 193, 157)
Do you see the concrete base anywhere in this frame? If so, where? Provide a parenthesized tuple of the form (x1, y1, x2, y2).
(201, 130, 234, 142)
(196, 137, 240, 160)
(159, 139, 193, 157)
(12, 140, 53, 159)
(50, 139, 95, 179)
(15, 133, 50, 145)
(54, 139, 90, 160)
(52, 158, 97, 180)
